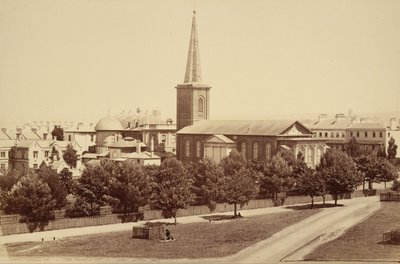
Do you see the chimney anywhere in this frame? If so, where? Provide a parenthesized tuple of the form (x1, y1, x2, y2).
(136, 107, 141, 114)
(43, 133, 48, 140)
(335, 113, 345, 122)
(318, 114, 327, 122)
(390, 118, 397, 130)
(247, 125, 251, 134)
(31, 127, 37, 134)
(77, 122, 84, 130)
(137, 140, 141, 154)
(16, 127, 22, 134)
(16, 132, 21, 141)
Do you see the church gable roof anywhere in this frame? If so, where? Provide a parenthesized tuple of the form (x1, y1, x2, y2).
(178, 120, 313, 136)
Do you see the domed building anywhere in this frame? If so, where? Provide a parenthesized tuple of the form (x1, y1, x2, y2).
(95, 116, 124, 154)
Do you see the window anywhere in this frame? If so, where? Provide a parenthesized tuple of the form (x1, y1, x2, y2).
(90, 135, 94, 142)
(198, 97, 204, 114)
(171, 135, 176, 143)
(336, 132, 339, 138)
(350, 132, 353, 137)
(44, 151, 49, 158)
(253, 142, 259, 159)
(365, 132, 368, 138)
(380, 132, 383, 138)
(265, 143, 271, 160)
(196, 141, 201, 158)
(373, 132, 376, 138)
(330, 132, 334, 138)
(0, 152, 5, 158)
(241, 142, 246, 159)
(319, 132, 322, 137)
(325, 132, 328, 137)
(33, 164, 38, 169)
(33, 151, 38, 158)
(0, 164, 5, 169)
(161, 134, 166, 143)
(185, 140, 190, 157)
(68, 135, 72, 141)
(342, 132, 345, 138)
(357, 132, 360, 137)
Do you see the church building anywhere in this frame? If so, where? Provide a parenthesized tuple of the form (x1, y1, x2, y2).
(175, 11, 328, 168)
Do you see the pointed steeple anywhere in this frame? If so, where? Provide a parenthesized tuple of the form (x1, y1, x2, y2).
(184, 10, 202, 83)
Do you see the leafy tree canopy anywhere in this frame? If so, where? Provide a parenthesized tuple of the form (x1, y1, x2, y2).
(63, 144, 78, 168)
(51, 125, 64, 141)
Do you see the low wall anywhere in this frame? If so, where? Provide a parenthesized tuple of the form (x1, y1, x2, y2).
(1, 213, 141, 236)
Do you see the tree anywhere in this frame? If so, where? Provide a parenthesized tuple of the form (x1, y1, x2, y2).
(388, 137, 398, 160)
(59, 168, 75, 194)
(150, 157, 193, 224)
(346, 136, 360, 158)
(110, 161, 151, 216)
(354, 154, 379, 190)
(51, 125, 64, 141)
(37, 166, 68, 209)
(218, 167, 259, 217)
(63, 144, 78, 168)
(4, 174, 57, 230)
(296, 167, 325, 208)
(219, 149, 247, 176)
(186, 158, 224, 211)
(392, 179, 400, 192)
(74, 161, 113, 215)
(258, 154, 294, 204)
(376, 159, 398, 189)
(0, 168, 26, 210)
(317, 149, 362, 205)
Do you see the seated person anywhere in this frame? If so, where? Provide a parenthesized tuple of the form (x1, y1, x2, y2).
(165, 229, 174, 240)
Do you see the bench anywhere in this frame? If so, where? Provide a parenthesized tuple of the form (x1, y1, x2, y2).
(208, 217, 223, 222)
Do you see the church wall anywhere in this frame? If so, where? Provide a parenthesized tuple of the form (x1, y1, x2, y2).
(176, 87, 193, 131)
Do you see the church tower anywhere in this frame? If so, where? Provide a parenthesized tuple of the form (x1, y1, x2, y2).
(176, 11, 211, 131)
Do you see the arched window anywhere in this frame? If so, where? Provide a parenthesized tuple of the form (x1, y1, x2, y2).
(241, 142, 246, 159)
(185, 140, 190, 157)
(253, 142, 259, 159)
(265, 143, 271, 160)
(198, 97, 204, 114)
(196, 141, 201, 158)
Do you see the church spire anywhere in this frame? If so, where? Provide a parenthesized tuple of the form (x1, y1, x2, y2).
(184, 10, 202, 83)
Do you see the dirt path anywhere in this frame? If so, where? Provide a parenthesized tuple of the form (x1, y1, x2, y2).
(228, 196, 381, 263)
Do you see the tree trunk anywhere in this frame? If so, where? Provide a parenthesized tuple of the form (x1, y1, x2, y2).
(334, 195, 338, 206)
(174, 213, 177, 225)
(362, 180, 365, 190)
(322, 195, 326, 205)
(234, 203, 237, 217)
(368, 180, 372, 190)
(311, 196, 314, 209)
(384, 181, 387, 189)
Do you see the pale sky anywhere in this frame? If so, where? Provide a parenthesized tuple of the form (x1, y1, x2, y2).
(1, 0, 400, 125)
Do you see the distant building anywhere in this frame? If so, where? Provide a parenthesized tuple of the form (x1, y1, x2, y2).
(64, 123, 96, 152)
(310, 114, 353, 150)
(345, 122, 386, 153)
(9, 140, 83, 171)
(175, 12, 327, 167)
(0, 140, 14, 170)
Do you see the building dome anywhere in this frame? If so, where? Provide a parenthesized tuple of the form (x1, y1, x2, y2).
(95, 116, 124, 131)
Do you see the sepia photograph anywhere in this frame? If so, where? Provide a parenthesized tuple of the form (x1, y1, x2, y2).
(0, 0, 400, 263)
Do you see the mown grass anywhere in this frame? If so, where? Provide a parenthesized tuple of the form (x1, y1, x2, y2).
(306, 202, 400, 261)
(7, 209, 318, 259)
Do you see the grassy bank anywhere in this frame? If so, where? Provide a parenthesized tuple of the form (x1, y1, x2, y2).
(306, 202, 400, 261)
(7, 209, 318, 259)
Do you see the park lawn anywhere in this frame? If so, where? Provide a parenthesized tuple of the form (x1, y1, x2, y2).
(306, 202, 400, 261)
(7, 209, 318, 259)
